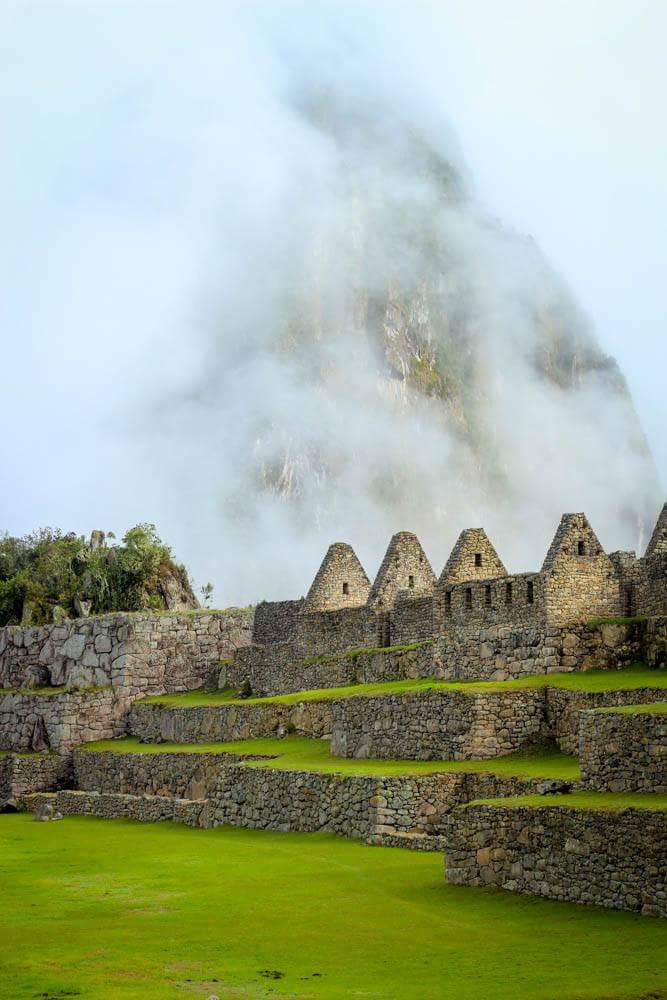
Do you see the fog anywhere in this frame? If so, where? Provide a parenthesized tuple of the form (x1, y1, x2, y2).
(1, 2, 665, 605)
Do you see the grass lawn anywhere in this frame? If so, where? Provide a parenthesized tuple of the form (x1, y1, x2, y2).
(0, 815, 665, 1000)
(79, 735, 581, 780)
(469, 791, 667, 811)
(139, 663, 667, 707)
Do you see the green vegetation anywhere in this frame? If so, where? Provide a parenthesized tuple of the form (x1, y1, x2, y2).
(302, 639, 432, 664)
(469, 791, 667, 812)
(595, 701, 667, 716)
(1, 815, 665, 999)
(0, 523, 194, 626)
(140, 663, 667, 708)
(80, 735, 581, 781)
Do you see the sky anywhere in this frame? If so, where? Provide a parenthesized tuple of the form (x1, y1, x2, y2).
(1, 1, 665, 602)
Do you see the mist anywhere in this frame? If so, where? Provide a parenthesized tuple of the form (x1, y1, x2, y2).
(1, 1, 665, 606)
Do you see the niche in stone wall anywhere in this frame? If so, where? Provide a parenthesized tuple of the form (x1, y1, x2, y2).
(342, 582, 349, 595)
(527, 580, 534, 604)
(505, 582, 513, 604)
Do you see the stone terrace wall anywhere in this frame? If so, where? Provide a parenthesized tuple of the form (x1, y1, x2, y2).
(445, 803, 667, 916)
(225, 620, 645, 698)
(330, 690, 547, 761)
(210, 765, 542, 849)
(0, 608, 254, 696)
(545, 687, 667, 754)
(73, 749, 234, 798)
(579, 708, 666, 793)
(0, 689, 126, 752)
(224, 642, 433, 698)
(26, 790, 209, 827)
(0, 753, 71, 803)
(431, 620, 643, 683)
(127, 699, 334, 744)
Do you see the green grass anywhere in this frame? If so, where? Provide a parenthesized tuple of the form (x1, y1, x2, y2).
(469, 791, 667, 812)
(79, 735, 581, 781)
(139, 663, 667, 707)
(595, 701, 667, 716)
(0, 815, 665, 999)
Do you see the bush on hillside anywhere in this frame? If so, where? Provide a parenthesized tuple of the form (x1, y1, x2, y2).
(0, 523, 197, 626)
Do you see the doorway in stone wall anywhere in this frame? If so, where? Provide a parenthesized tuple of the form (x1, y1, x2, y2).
(377, 612, 391, 648)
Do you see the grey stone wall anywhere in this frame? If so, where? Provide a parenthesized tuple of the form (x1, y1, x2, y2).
(546, 686, 667, 754)
(292, 606, 377, 657)
(445, 803, 667, 916)
(226, 620, 645, 699)
(225, 641, 433, 698)
(303, 543, 371, 612)
(330, 689, 546, 761)
(127, 698, 334, 744)
(0, 688, 127, 752)
(209, 764, 541, 848)
(72, 749, 235, 798)
(26, 789, 209, 826)
(0, 608, 254, 696)
(252, 600, 304, 645)
(390, 594, 434, 645)
(0, 753, 71, 803)
(579, 707, 666, 793)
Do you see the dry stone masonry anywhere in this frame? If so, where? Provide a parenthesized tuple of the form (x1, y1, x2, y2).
(0, 501, 664, 918)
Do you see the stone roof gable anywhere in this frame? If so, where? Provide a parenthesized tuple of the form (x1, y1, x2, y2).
(439, 528, 507, 585)
(367, 532, 436, 609)
(541, 513, 605, 572)
(645, 503, 667, 558)
(303, 543, 371, 613)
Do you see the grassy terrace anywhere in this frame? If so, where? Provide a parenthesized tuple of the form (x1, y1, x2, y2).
(469, 791, 667, 811)
(595, 701, 667, 715)
(138, 663, 667, 707)
(79, 734, 581, 780)
(1, 815, 666, 999)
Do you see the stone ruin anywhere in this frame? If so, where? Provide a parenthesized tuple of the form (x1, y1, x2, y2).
(0, 504, 665, 917)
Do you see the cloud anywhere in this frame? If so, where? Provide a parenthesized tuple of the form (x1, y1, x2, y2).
(0, 1, 663, 605)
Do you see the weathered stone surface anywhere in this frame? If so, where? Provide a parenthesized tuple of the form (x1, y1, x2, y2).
(579, 707, 666, 793)
(445, 803, 667, 916)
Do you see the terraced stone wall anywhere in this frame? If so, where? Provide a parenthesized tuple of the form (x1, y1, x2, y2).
(26, 790, 208, 826)
(545, 687, 667, 754)
(0, 753, 71, 802)
(225, 620, 645, 697)
(209, 766, 542, 848)
(445, 803, 667, 916)
(579, 708, 666, 793)
(127, 699, 334, 744)
(330, 690, 547, 761)
(73, 749, 234, 798)
(225, 642, 433, 698)
(0, 608, 254, 696)
(0, 688, 126, 752)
